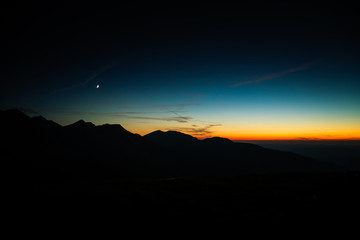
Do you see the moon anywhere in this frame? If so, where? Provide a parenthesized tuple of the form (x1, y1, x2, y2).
(96, 84, 99, 89)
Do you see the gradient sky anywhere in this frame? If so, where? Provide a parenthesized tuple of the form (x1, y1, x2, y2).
(1, 3, 360, 140)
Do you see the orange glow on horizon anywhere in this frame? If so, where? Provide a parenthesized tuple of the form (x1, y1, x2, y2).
(200, 123, 360, 141)
(111, 117, 360, 141)
(206, 130, 360, 141)
(199, 133, 360, 141)
(134, 129, 360, 141)
(204, 135, 360, 141)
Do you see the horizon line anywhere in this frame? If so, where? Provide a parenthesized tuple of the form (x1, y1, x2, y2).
(5, 108, 360, 142)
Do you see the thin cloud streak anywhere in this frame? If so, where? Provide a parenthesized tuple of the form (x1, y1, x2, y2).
(48, 62, 118, 95)
(231, 61, 317, 87)
(150, 103, 201, 108)
(168, 123, 222, 137)
(50, 110, 194, 123)
(49, 74, 99, 95)
(17, 107, 40, 116)
(119, 115, 193, 123)
(83, 102, 201, 110)
(87, 102, 125, 105)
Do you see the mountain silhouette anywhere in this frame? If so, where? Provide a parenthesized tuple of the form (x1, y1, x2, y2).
(202, 136, 234, 145)
(65, 119, 95, 129)
(32, 115, 61, 129)
(144, 130, 199, 149)
(3, 108, 359, 224)
(1, 108, 338, 180)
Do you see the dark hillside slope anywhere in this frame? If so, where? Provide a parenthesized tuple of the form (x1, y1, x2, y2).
(1, 109, 337, 182)
(2, 109, 358, 224)
(145, 130, 335, 174)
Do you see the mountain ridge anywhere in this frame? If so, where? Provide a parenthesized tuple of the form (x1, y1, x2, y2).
(1, 108, 338, 179)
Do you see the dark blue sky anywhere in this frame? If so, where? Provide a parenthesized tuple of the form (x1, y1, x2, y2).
(1, 2, 359, 139)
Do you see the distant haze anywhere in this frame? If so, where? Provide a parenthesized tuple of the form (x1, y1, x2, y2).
(238, 140, 360, 171)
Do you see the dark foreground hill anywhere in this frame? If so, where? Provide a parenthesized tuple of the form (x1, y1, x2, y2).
(2, 109, 359, 224)
(1, 109, 335, 179)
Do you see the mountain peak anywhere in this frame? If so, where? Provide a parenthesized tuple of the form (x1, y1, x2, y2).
(144, 130, 198, 147)
(97, 123, 133, 136)
(0, 109, 32, 128)
(31, 115, 61, 129)
(32, 115, 47, 121)
(145, 130, 198, 140)
(202, 137, 234, 144)
(2, 108, 31, 120)
(76, 119, 86, 124)
(66, 119, 95, 128)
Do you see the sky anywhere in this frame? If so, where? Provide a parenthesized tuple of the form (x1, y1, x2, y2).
(1, 2, 360, 140)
